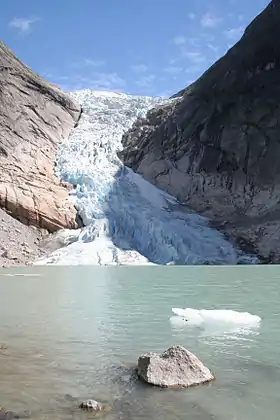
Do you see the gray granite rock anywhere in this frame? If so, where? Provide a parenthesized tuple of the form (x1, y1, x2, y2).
(137, 345, 215, 388)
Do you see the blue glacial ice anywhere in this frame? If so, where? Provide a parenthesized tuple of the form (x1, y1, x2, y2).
(35, 90, 257, 265)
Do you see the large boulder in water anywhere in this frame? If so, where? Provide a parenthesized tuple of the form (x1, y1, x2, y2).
(137, 345, 215, 388)
(0, 40, 82, 232)
(119, 0, 280, 262)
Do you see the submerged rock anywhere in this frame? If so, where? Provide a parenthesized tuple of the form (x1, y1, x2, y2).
(137, 345, 214, 388)
(79, 399, 110, 414)
(79, 399, 102, 411)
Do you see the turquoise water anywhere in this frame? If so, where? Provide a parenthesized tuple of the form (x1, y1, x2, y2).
(0, 266, 279, 419)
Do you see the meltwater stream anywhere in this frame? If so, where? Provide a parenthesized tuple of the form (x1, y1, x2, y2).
(36, 90, 256, 265)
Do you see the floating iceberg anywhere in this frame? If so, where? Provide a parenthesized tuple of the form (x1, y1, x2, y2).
(171, 307, 261, 326)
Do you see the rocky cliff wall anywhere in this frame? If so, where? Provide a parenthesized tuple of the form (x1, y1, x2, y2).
(119, 0, 280, 262)
(0, 40, 82, 232)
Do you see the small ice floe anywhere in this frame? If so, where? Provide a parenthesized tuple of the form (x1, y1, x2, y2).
(171, 307, 261, 327)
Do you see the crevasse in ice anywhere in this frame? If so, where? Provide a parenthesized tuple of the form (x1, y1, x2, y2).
(35, 90, 257, 265)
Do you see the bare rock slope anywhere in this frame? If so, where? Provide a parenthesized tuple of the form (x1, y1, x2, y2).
(120, 0, 280, 262)
(0, 40, 82, 233)
(0, 208, 47, 267)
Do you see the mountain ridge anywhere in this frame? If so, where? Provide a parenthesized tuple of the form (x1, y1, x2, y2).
(119, 0, 280, 262)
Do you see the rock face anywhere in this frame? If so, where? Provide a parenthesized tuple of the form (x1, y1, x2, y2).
(119, 0, 280, 262)
(137, 345, 214, 388)
(0, 40, 82, 232)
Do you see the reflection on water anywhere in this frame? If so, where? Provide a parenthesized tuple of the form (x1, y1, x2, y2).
(0, 266, 280, 419)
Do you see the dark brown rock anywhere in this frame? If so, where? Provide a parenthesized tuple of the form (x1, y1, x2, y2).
(137, 345, 215, 388)
(0, 40, 82, 233)
(119, 0, 280, 262)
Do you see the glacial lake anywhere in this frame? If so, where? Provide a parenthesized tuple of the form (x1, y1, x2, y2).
(0, 266, 279, 420)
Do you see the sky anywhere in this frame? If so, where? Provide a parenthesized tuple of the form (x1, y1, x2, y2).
(1, 0, 270, 97)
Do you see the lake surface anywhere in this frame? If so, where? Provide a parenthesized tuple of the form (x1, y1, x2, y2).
(0, 266, 279, 420)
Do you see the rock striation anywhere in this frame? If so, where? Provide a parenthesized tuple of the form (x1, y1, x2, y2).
(119, 0, 280, 262)
(137, 345, 214, 388)
(0, 40, 82, 232)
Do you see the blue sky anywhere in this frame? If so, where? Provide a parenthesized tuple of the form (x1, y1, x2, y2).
(1, 0, 270, 97)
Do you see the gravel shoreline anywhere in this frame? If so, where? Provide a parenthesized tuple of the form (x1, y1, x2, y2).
(0, 209, 50, 268)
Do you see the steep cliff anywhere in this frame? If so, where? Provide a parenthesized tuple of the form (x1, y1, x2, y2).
(0, 40, 82, 232)
(119, 0, 280, 262)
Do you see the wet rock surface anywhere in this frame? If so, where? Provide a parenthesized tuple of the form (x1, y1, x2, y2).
(79, 399, 103, 411)
(79, 399, 111, 416)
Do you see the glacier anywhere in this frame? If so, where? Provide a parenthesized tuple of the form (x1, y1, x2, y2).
(35, 90, 257, 265)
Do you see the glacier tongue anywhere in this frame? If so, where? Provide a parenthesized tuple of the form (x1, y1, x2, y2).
(35, 89, 256, 265)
